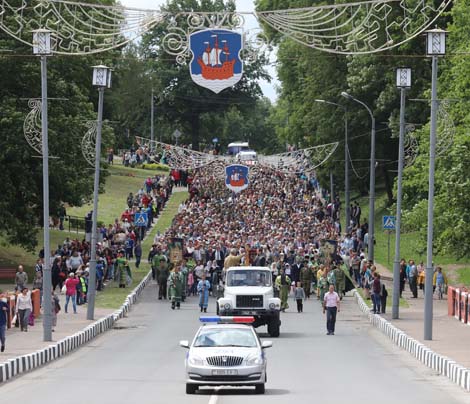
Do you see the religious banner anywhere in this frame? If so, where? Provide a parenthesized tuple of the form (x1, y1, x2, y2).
(319, 239, 338, 265)
(189, 29, 243, 93)
(225, 164, 249, 193)
(169, 237, 184, 265)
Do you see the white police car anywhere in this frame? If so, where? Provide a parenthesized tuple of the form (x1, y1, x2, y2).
(180, 316, 272, 394)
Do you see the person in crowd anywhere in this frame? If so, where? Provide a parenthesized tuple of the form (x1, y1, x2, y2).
(15, 265, 28, 292)
(380, 283, 388, 314)
(134, 239, 142, 269)
(157, 258, 169, 299)
(433, 266, 448, 299)
(64, 273, 79, 314)
(294, 281, 305, 313)
(323, 284, 340, 335)
(16, 287, 32, 332)
(300, 261, 313, 298)
(197, 272, 210, 313)
(408, 260, 418, 298)
(169, 265, 184, 310)
(51, 291, 60, 332)
(275, 269, 291, 312)
(0, 293, 8, 352)
(371, 272, 382, 314)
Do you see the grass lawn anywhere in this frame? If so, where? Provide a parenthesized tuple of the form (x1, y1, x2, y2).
(457, 268, 470, 286)
(67, 165, 167, 226)
(94, 190, 188, 309)
(352, 189, 469, 276)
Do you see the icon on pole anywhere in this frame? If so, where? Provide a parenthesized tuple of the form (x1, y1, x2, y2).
(383, 215, 396, 230)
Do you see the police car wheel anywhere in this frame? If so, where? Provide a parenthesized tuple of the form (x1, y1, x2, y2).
(255, 383, 265, 394)
(186, 383, 198, 394)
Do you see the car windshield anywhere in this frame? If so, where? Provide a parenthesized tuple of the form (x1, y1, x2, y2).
(194, 328, 258, 348)
(226, 270, 272, 287)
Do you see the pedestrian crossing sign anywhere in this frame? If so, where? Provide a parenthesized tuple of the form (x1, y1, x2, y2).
(383, 215, 396, 230)
(134, 212, 148, 227)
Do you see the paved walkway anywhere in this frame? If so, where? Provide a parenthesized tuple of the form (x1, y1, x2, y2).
(375, 263, 470, 368)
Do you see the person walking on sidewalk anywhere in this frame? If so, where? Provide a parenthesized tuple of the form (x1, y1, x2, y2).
(16, 287, 32, 332)
(51, 292, 60, 332)
(0, 294, 8, 351)
(323, 284, 340, 335)
(371, 273, 382, 314)
(15, 265, 28, 292)
(408, 260, 418, 298)
(64, 273, 79, 314)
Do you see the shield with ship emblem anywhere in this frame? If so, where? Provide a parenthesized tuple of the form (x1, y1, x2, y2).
(225, 164, 249, 193)
(189, 29, 243, 94)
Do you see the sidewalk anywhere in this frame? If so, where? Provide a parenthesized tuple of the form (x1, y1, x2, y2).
(374, 263, 470, 368)
(0, 301, 113, 363)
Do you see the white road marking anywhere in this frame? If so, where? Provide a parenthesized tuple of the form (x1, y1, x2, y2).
(208, 387, 221, 404)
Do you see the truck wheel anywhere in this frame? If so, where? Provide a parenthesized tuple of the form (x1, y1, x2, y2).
(255, 383, 265, 394)
(216, 302, 220, 315)
(267, 316, 280, 337)
(186, 383, 198, 394)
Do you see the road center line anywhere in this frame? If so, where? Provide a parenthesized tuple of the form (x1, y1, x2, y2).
(208, 387, 221, 404)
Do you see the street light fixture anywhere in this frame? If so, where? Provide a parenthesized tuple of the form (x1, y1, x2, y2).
(392, 67, 411, 320)
(32, 28, 53, 342)
(341, 91, 376, 262)
(314, 99, 350, 231)
(424, 28, 447, 340)
(87, 64, 112, 321)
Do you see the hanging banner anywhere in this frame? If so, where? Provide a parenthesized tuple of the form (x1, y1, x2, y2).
(189, 29, 243, 94)
(225, 164, 249, 193)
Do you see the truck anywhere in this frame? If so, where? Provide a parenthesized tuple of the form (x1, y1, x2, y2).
(217, 266, 281, 337)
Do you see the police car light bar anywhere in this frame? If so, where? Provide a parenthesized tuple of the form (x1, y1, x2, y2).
(199, 316, 255, 324)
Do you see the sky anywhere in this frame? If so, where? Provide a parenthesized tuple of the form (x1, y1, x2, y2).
(119, 0, 279, 101)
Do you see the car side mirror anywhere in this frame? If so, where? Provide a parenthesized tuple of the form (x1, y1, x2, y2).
(261, 341, 273, 349)
(179, 340, 190, 349)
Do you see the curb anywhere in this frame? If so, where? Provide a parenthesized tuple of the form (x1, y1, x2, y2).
(0, 270, 152, 384)
(352, 290, 470, 392)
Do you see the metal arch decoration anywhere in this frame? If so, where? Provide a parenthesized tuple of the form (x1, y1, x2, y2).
(403, 123, 419, 168)
(81, 120, 97, 167)
(257, 142, 339, 173)
(0, 0, 165, 55)
(135, 135, 338, 174)
(255, 0, 452, 55)
(23, 98, 43, 155)
(0, 0, 450, 56)
(436, 100, 455, 156)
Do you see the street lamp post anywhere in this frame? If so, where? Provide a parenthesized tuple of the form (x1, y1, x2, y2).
(314, 100, 350, 231)
(424, 28, 446, 340)
(341, 91, 376, 261)
(87, 65, 112, 321)
(32, 29, 53, 342)
(392, 67, 412, 319)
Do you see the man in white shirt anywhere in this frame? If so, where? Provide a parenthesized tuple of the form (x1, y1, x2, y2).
(323, 284, 340, 335)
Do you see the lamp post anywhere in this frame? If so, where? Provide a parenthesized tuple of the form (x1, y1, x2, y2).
(392, 67, 412, 319)
(32, 29, 53, 342)
(341, 91, 376, 261)
(314, 99, 349, 231)
(424, 28, 446, 340)
(150, 89, 154, 153)
(87, 65, 112, 321)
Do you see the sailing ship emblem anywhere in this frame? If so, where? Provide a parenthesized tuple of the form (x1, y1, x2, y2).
(225, 164, 249, 193)
(189, 29, 243, 93)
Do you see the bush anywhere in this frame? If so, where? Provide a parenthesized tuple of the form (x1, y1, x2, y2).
(141, 163, 170, 172)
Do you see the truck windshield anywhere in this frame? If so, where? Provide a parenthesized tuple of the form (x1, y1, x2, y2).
(226, 270, 272, 287)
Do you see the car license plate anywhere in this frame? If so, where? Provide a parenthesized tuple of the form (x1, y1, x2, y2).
(212, 369, 238, 376)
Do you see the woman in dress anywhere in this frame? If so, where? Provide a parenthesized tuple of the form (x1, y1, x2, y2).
(197, 273, 210, 313)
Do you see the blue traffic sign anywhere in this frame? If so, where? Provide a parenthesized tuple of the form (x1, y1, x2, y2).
(134, 212, 148, 227)
(383, 215, 396, 230)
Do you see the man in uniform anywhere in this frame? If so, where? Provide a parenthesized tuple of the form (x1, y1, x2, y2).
(334, 265, 346, 299)
(151, 246, 167, 282)
(168, 265, 184, 310)
(156, 258, 170, 300)
(180, 259, 189, 302)
(275, 268, 291, 312)
(300, 259, 313, 298)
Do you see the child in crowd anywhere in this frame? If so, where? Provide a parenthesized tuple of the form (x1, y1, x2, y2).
(294, 281, 306, 313)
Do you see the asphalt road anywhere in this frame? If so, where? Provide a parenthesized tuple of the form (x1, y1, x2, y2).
(1, 284, 468, 403)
